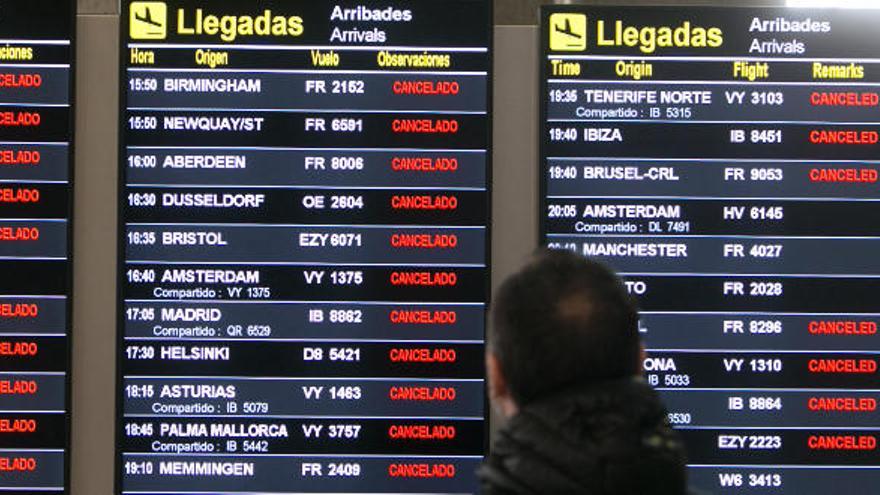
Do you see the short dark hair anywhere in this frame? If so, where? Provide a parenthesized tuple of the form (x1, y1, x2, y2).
(490, 249, 641, 405)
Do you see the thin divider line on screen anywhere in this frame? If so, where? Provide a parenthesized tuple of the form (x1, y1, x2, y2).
(127, 44, 488, 52)
(129, 108, 487, 115)
(129, 69, 488, 76)
(548, 55, 880, 63)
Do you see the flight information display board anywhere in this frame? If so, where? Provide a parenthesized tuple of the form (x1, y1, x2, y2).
(117, 1, 490, 493)
(541, 6, 880, 494)
(0, 1, 74, 493)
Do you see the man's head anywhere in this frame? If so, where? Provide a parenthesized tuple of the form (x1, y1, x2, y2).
(488, 249, 641, 416)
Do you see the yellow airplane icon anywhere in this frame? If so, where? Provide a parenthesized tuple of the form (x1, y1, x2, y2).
(549, 13, 587, 51)
(130, 1, 167, 40)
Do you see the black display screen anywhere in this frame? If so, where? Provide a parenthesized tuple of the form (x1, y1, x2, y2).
(0, 1, 74, 493)
(540, 6, 880, 494)
(117, 1, 490, 493)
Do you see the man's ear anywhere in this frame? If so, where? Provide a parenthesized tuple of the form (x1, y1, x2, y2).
(486, 352, 518, 418)
(486, 352, 506, 400)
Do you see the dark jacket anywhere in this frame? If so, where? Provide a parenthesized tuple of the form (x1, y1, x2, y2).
(480, 378, 688, 495)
